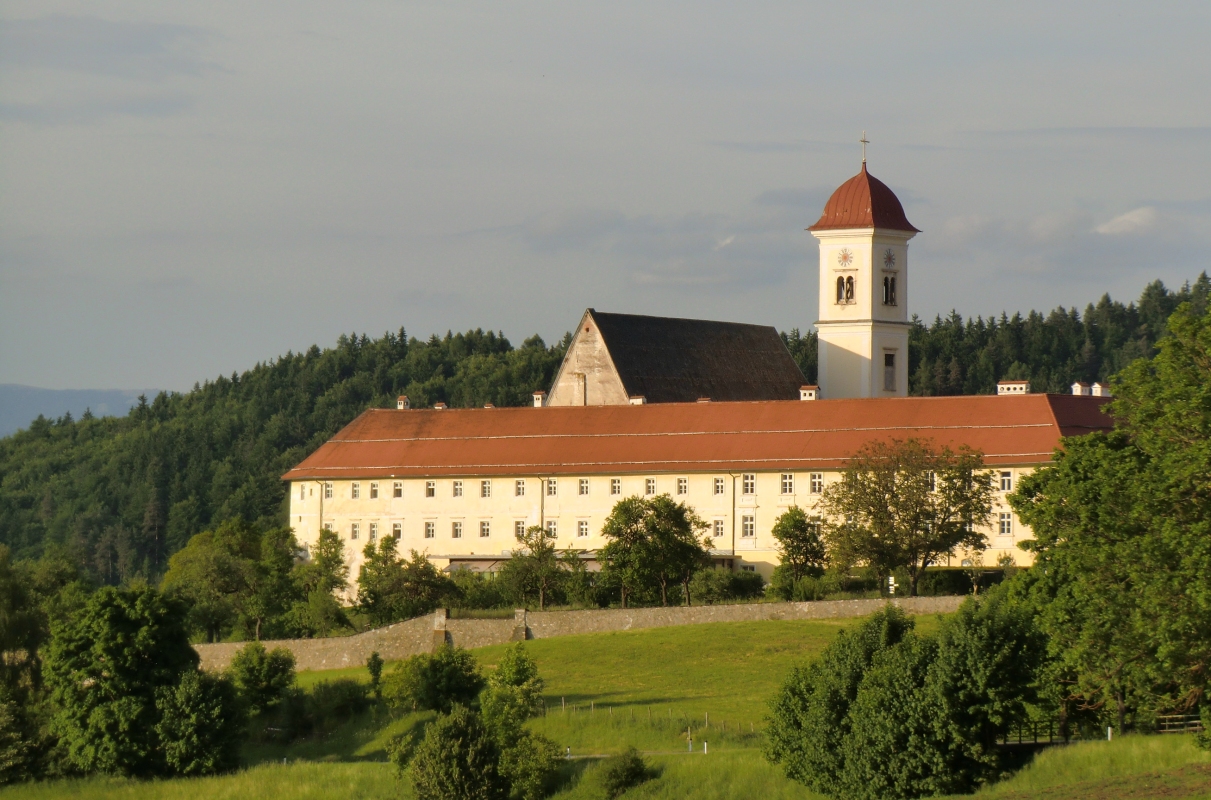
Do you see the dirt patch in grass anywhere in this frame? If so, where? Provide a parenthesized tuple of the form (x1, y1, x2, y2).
(990, 763, 1211, 800)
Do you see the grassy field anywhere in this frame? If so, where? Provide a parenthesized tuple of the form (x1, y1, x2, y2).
(5, 612, 1210, 800)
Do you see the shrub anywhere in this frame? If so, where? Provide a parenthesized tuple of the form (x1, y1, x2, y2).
(409, 705, 507, 800)
(451, 569, 509, 610)
(0, 689, 32, 784)
(384, 646, 484, 714)
(482, 645, 544, 740)
(690, 568, 766, 604)
(228, 642, 296, 714)
(386, 730, 418, 776)
(308, 679, 370, 727)
(599, 747, 649, 799)
(367, 651, 384, 700)
(500, 731, 562, 800)
(155, 670, 245, 777)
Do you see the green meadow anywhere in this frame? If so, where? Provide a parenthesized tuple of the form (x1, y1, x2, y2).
(5, 615, 1209, 800)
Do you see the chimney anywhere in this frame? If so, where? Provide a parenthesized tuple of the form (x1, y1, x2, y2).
(1091, 382, 1111, 397)
(483, 403, 495, 409)
(1071, 382, 1091, 396)
(697, 397, 711, 403)
(532, 391, 546, 408)
(396, 395, 410, 410)
(433, 401, 447, 410)
(799, 385, 819, 401)
(628, 396, 647, 405)
(996, 380, 1030, 396)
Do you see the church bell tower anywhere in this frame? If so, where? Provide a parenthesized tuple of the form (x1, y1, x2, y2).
(809, 149, 918, 399)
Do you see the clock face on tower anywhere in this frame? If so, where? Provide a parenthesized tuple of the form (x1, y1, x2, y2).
(837, 248, 853, 267)
(883, 249, 896, 269)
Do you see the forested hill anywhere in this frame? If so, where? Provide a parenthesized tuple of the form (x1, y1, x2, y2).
(1, 274, 1207, 586)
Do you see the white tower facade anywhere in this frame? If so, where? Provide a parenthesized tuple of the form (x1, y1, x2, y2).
(809, 163, 918, 399)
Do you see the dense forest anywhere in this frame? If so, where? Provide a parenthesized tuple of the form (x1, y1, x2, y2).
(1, 275, 1206, 586)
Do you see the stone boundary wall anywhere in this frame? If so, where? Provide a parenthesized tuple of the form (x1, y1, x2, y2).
(194, 595, 965, 672)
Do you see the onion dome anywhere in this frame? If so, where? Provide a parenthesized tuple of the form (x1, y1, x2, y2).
(809, 163, 919, 232)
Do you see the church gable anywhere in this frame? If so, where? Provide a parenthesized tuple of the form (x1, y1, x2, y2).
(546, 310, 630, 406)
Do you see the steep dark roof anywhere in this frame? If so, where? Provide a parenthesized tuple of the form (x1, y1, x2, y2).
(588, 310, 806, 403)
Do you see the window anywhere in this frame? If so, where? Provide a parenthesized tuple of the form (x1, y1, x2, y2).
(742, 474, 755, 495)
(714, 477, 725, 496)
(741, 565, 756, 573)
(883, 353, 896, 392)
(611, 478, 622, 495)
(836, 276, 845, 304)
(780, 473, 794, 494)
(677, 478, 688, 495)
(713, 519, 725, 538)
(1000, 471, 1013, 492)
(481, 480, 492, 498)
(579, 478, 590, 496)
(577, 520, 589, 538)
(546, 519, 558, 537)
(299, 484, 306, 500)
(324, 482, 333, 499)
(999, 512, 1013, 536)
(351, 482, 360, 499)
(426, 480, 436, 498)
(741, 516, 755, 537)
(351, 522, 360, 540)
(392, 522, 402, 540)
(370, 482, 379, 499)
(515, 479, 525, 497)
(546, 478, 558, 497)
(424, 521, 435, 539)
(927, 471, 937, 492)
(809, 473, 824, 494)
(480, 521, 491, 538)
(369, 522, 378, 541)
(393, 481, 403, 498)
(645, 478, 656, 495)
(514, 520, 526, 537)
(453, 480, 463, 497)
(882, 275, 897, 306)
(452, 521, 463, 539)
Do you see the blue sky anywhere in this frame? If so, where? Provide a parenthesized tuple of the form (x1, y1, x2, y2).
(3, 2, 1210, 390)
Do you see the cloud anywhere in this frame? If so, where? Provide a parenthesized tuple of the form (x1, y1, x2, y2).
(0, 94, 193, 124)
(1095, 207, 1159, 236)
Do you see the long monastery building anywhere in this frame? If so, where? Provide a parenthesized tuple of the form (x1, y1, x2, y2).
(285, 159, 1113, 579)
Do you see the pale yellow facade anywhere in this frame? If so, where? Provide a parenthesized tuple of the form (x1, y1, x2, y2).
(288, 465, 1037, 584)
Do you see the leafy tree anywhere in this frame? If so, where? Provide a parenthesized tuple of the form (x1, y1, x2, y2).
(45, 585, 198, 776)
(599, 747, 651, 799)
(498, 526, 565, 611)
(499, 732, 562, 800)
(357, 539, 457, 625)
(287, 527, 352, 636)
(600, 495, 710, 607)
(0, 688, 33, 785)
(770, 506, 827, 582)
(481, 644, 544, 740)
(409, 704, 507, 800)
(155, 670, 244, 776)
(821, 438, 994, 596)
(383, 646, 485, 714)
(228, 641, 297, 714)
(599, 497, 650, 609)
(367, 651, 384, 700)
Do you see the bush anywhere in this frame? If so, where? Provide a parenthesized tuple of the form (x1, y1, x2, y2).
(482, 644, 545, 741)
(367, 651, 384, 700)
(409, 705, 506, 800)
(386, 730, 418, 776)
(308, 679, 370, 726)
(383, 646, 485, 714)
(0, 689, 32, 784)
(228, 642, 296, 714)
(451, 569, 509, 610)
(500, 731, 561, 800)
(599, 747, 649, 799)
(767, 566, 844, 602)
(155, 670, 245, 777)
(690, 568, 766, 604)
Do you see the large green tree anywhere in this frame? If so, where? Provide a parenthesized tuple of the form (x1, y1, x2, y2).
(498, 526, 566, 611)
(356, 538, 456, 625)
(770, 506, 827, 582)
(599, 495, 710, 607)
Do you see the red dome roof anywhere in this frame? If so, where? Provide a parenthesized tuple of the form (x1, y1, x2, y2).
(809, 163, 919, 233)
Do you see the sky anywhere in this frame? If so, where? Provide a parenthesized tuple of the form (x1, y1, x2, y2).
(3, 2, 1211, 392)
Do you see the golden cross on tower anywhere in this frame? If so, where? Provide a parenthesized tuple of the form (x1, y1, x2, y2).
(860, 131, 869, 165)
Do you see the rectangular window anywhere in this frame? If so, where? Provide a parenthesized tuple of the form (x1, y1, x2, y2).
(351, 482, 360, 499)
(781, 473, 794, 494)
(453, 480, 463, 497)
(481, 480, 491, 498)
(741, 515, 755, 537)
(480, 521, 491, 538)
(351, 522, 360, 540)
(1000, 471, 1013, 492)
(809, 473, 824, 494)
(299, 484, 306, 500)
(546, 519, 558, 537)
(883, 275, 897, 306)
(742, 474, 755, 495)
(424, 521, 435, 539)
(713, 519, 725, 538)
(577, 520, 589, 538)
(425, 480, 436, 498)
(393, 481, 403, 498)
(611, 478, 622, 495)
(515, 479, 525, 497)
(927, 471, 937, 492)
(645, 478, 656, 495)
(370, 482, 379, 499)
(514, 520, 526, 537)
(714, 477, 725, 496)
(999, 512, 1013, 536)
(369, 522, 378, 541)
(579, 478, 590, 496)
(546, 478, 558, 497)
(392, 522, 402, 540)
(324, 482, 333, 499)
(884, 353, 896, 392)
(452, 521, 463, 539)
(677, 478, 688, 495)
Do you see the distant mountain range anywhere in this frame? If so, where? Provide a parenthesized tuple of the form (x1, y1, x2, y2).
(0, 384, 154, 437)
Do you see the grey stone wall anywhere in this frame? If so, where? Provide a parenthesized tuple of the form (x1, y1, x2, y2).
(194, 596, 964, 672)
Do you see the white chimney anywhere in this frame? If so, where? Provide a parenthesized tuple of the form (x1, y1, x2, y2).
(628, 396, 647, 405)
(799, 385, 819, 401)
(532, 391, 546, 408)
(996, 380, 1030, 396)
(1071, 382, 1091, 396)
(696, 397, 711, 403)
(397, 395, 410, 410)
(433, 401, 447, 410)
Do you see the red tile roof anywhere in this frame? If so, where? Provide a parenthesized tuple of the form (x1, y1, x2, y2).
(809, 163, 919, 233)
(283, 395, 1111, 481)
